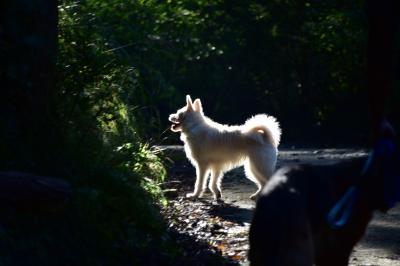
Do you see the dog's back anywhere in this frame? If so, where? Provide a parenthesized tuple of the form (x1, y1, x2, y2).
(249, 158, 376, 266)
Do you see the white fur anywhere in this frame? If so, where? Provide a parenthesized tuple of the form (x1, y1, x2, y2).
(169, 95, 281, 200)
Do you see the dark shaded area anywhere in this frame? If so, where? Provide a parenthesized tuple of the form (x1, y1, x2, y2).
(0, 1, 185, 265)
(249, 149, 400, 266)
(209, 204, 253, 224)
(0, 0, 60, 173)
(0, 171, 71, 212)
(366, 0, 400, 142)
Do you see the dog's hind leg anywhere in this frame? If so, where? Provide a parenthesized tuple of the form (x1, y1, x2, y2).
(209, 167, 223, 200)
(186, 165, 208, 199)
(247, 148, 277, 199)
(249, 176, 265, 200)
(244, 160, 264, 200)
(245, 159, 271, 200)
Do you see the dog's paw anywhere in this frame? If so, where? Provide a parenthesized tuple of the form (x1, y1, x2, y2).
(250, 194, 259, 201)
(213, 198, 224, 204)
(186, 192, 199, 199)
(212, 191, 222, 201)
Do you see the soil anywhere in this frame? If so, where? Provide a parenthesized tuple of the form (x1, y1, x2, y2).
(161, 146, 400, 266)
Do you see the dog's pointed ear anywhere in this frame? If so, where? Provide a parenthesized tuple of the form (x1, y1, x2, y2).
(193, 98, 203, 113)
(186, 95, 193, 110)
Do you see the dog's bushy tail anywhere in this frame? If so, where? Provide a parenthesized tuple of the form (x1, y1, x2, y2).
(243, 114, 281, 147)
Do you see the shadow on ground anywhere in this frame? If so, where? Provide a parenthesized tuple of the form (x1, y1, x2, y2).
(209, 204, 253, 224)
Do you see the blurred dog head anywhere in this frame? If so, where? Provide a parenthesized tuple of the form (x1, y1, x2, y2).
(169, 95, 203, 132)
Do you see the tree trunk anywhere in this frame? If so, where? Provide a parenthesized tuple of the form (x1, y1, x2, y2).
(0, 0, 59, 171)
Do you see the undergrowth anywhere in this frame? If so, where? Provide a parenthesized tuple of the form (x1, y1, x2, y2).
(0, 1, 178, 265)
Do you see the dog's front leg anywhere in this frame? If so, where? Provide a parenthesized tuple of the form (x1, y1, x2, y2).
(186, 166, 207, 199)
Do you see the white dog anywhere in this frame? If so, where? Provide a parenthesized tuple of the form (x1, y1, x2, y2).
(169, 95, 281, 200)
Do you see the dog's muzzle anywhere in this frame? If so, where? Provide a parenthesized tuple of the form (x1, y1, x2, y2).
(169, 114, 182, 131)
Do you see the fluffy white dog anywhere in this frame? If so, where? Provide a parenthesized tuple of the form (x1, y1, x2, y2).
(169, 95, 281, 200)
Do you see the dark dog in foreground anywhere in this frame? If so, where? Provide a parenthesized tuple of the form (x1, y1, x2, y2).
(249, 158, 389, 266)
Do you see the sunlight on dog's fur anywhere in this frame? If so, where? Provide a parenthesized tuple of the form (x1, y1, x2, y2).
(169, 95, 281, 200)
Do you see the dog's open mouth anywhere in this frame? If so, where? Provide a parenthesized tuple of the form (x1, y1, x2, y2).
(169, 115, 182, 131)
(171, 121, 181, 130)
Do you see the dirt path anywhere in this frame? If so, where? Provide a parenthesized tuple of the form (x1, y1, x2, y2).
(162, 147, 400, 265)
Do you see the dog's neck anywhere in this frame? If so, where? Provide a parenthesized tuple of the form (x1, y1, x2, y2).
(181, 114, 207, 135)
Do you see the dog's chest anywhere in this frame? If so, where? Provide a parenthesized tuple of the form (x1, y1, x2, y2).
(181, 134, 203, 161)
(183, 139, 200, 157)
